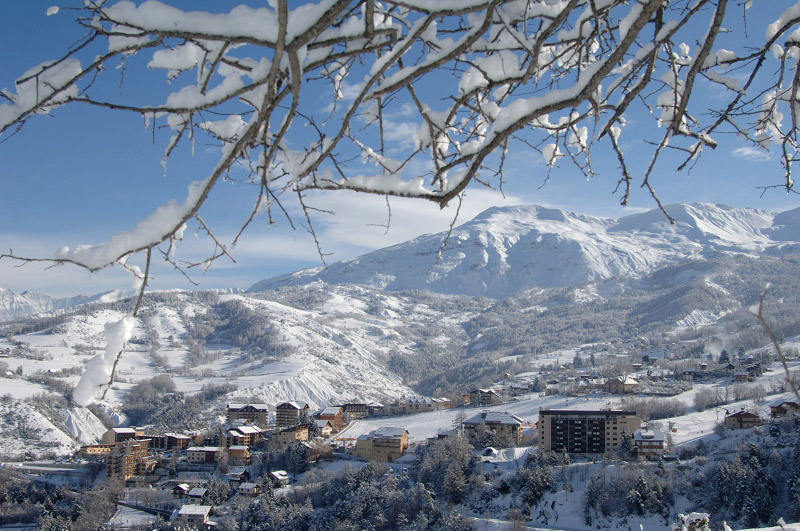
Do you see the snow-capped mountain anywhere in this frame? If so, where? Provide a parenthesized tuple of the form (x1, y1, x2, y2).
(3, 202, 800, 458)
(0, 287, 136, 323)
(249, 203, 800, 298)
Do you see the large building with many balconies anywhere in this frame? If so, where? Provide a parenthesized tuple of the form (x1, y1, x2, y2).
(537, 409, 641, 455)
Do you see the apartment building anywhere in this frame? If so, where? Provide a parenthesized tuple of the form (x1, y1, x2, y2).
(354, 427, 409, 462)
(537, 409, 642, 455)
(275, 402, 309, 427)
(633, 429, 666, 459)
(106, 439, 156, 481)
(226, 403, 270, 427)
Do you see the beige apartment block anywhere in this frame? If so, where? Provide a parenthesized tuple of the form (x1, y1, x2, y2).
(538, 409, 642, 455)
(354, 427, 409, 462)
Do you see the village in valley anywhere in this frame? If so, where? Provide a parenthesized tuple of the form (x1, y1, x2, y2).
(5, 334, 797, 529)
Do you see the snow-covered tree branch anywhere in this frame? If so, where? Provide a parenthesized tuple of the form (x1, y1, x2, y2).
(2, 0, 800, 403)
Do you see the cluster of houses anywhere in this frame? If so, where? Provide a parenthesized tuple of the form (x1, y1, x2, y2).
(72, 390, 800, 527)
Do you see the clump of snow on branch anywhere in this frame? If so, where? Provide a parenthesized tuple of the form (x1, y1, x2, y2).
(55, 177, 209, 271)
(73, 315, 135, 406)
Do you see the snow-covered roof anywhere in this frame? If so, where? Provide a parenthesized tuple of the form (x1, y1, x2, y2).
(164, 433, 191, 439)
(726, 410, 760, 418)
(319, 406, 342, 415)
(359, 427, 408, 440)
(634, 429, 665, 442)
(767, 395, 800, 408)
(405, 396, 432, 404)
(270, 470, 289, 479)
(316, 419, 333, 428)
(228, 445, 249, 451)
(464, 411, 523, 426)
(112, 427, 137, 434)
(239, 482, 258, 489)
(232, 425, 261, 435)
(276, 401, 307, 410)
(227, 403, 269, 410)
(187, 446, 222, 453)
(187, 487, 208, 497)
(178, 504, 211, 516)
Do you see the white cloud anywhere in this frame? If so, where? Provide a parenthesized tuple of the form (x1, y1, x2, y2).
(732, 146, 772, 162)
(298, 188, 523, 252)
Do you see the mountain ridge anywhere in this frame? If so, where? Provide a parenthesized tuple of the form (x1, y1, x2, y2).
(248, 202, 800, 298)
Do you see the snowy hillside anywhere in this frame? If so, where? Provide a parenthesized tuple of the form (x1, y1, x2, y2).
(249, 203, 800, 298)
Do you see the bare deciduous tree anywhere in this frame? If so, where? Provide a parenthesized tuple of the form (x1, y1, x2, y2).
(2, 0, 799, 403)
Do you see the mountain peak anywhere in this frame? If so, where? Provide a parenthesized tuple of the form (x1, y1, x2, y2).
(249, 203, 799, 298)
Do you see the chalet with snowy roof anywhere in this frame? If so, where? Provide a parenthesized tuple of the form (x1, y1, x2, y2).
(466, 389, 502, 406)
(402, 396, 434, 414)
(605, 376, 638, 394)
(238, 482, 260, 496)
(634, 429, 666, 459)
(187, 487, 209, 504)
(226, 467, 251, 487)
(177, 504, 212, 526)
(275, 401, 309, 427)
(315, 419, 334, 437)
(269, 470, 290, 487)
(226, 403, 270, 427)
(724, 410, 762, 429)
(734, 371, 750, 382)
(462, 411, 524, 447)
(314, 406, 344, 429)
(768, 397, 800, 418)
(172, 483, 191, 499)
(354, 427, 409, 462)
(275, 423, 309, 448)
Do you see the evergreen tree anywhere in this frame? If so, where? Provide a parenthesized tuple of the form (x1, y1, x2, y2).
(616, 431, 634, 460)
(442, 462, 467, 504)
(718, 350, 730, 365)
(790, 429, 800, 520)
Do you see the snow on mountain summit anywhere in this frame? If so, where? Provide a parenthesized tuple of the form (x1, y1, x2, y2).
(249, 203, 800, 298)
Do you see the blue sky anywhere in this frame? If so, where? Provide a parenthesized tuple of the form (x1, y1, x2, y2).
(1, 1, 798, 298)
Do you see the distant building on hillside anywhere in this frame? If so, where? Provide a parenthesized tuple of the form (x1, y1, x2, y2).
(462, 411, 523, 447)
(724, 410, 762, 429)
(769, 397, 800, 418)
(465, 389, 502, 406)
(226, 403, 270, 427)
(605, 376, 638, 394)
(275, 402, 309, 427)
(314, 406, 344, 429)
(633, 429, 666, 459)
